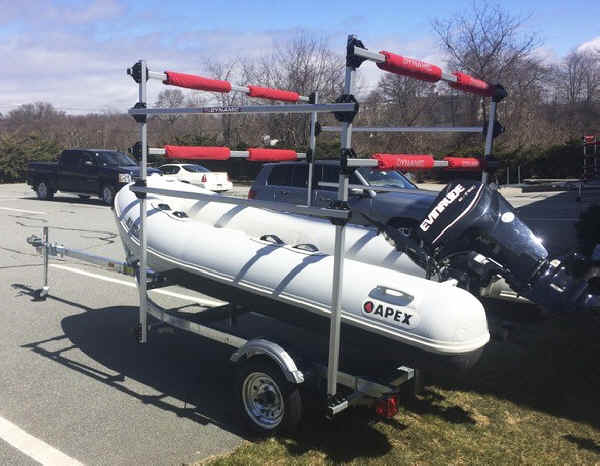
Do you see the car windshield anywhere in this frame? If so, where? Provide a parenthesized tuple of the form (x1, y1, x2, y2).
(100, 151, 136, 166)
(357, 168, 416, 189)
(182, 164, 209, 173)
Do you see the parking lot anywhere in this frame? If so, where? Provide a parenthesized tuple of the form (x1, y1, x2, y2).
(0, 182, 598, 465)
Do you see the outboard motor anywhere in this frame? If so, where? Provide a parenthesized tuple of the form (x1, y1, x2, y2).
(411, 181, 600, 313)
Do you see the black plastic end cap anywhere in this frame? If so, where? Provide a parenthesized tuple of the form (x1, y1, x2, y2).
(334, 94, 359, 123)
(346, 36, 368, 69)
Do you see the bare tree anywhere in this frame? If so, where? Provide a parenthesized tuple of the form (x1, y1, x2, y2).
(242, 32, 345, 148)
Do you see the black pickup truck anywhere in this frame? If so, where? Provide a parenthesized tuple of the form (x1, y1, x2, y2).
(27, 149, 161, 205)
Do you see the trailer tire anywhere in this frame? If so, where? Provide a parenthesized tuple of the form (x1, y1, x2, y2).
(234, 358, 302, 435)
(36, 181, 54, 200)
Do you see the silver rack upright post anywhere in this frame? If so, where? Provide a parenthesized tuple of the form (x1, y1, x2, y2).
(307, 92, 318, 206)
(138, 60, 148, 343)
(482, 99, 497, 185)
(326, 37, 355, 397)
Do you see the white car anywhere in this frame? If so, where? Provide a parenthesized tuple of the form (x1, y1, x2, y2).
(159, 164, 233, 192)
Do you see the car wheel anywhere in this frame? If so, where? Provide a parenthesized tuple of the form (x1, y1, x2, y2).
(36, 181, 54, 200)
(101, 185, 115, 206)
(235, 358, 302, 435)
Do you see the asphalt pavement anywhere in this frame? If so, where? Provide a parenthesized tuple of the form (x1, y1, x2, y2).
(0, 182, 597, 465)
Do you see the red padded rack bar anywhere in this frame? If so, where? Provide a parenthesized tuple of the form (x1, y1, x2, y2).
(372, 153, 435, 170)
(163, 71, 232, 93)
(247, 85, 300, 102)
(444, 156, 481, 170)
(448, 72, 493, 97)
(376, 51, 442, 83)
(247, 148, 298, 162)
(164, 145, 231, 160)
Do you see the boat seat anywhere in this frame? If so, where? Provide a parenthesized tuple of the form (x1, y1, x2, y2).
(260, 234, 284, 245)
(293, 243, 319, 252)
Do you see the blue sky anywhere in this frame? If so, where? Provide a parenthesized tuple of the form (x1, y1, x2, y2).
(1, 0, 599, 114)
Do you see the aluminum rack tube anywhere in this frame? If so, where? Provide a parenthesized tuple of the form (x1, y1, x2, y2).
(321, 125, 484, 133)
(128, 103, 355, 116)
(138, 59, 148, 344)
(327, 35, 356, 398)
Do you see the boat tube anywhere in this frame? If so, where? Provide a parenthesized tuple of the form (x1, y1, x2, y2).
(114, 177, 490, 373)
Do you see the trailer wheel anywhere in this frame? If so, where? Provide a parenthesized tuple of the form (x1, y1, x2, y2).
(235, 358, 302, 435)
(36, 181, 54, 200)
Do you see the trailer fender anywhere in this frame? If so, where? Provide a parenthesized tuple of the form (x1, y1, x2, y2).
(230, 339, 304, 384)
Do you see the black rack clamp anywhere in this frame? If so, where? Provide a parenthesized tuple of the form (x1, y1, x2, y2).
(305, 148, 313, 164)
(128, 141, 147, 161)
(482, 119, 505, 139)
(340, 147, 358, 175)
(492, 84, 508, 103)
(127, 61, 149, 84)
(133, 178, 147, 199)
(334, 94, 359, 123)
(131, 102, 147, 123)
(346, 36, 369, 70)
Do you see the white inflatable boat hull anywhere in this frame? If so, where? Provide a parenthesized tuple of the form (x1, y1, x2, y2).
(115, 179, 490, 372)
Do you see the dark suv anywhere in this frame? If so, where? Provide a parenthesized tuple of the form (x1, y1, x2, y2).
(249, 160, 437, 232)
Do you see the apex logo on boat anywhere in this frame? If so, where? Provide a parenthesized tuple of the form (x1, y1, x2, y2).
(419, 184, 466, 232)
(362, 299, 418, 328)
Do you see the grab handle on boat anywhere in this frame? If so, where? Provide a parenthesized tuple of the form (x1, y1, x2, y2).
(260, 234, 284, 245)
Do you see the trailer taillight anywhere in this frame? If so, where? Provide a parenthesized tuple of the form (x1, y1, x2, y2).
(201, 175, 207, 183)
(374, 395, 399, 418)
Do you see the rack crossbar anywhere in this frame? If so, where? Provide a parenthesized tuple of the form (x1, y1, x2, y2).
(128, 102, 355, 116)
(321, 126, 484, 133)
(130, 185, 350, 220)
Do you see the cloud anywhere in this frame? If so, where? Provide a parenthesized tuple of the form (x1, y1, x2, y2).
(0, 0, 124, 25)
(577, 36, 600, 54)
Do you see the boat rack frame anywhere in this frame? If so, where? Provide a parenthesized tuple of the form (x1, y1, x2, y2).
(29, 33, 504, 422)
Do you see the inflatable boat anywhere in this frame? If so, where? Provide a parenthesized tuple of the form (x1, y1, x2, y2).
(114, 178, 490, 373)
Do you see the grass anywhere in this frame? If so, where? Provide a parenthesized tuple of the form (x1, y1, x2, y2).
(203, 303, 600, 465)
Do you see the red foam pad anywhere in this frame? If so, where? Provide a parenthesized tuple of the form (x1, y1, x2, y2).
(247, 85, 299, 102)
(448, 72, 493, 96)
(444, 157, 481, 170)
(164, 145, 231, 160)
(584, 135, 596, 143)
(372, 154, 434, 170)
(376, 51, 442, 83)
(247, 148, 297, 162)
(164, 71, 232, 93)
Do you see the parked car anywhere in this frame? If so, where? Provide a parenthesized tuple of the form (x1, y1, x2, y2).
(159, 164, 233, 192)
(27, 149, 161, 205)
(249, 160, 438, 234)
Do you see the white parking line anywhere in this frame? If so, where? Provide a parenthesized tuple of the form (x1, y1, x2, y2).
(50, 264, 226, 307)
(0, 415, 83, 466)
(0, 206, 46, 215)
